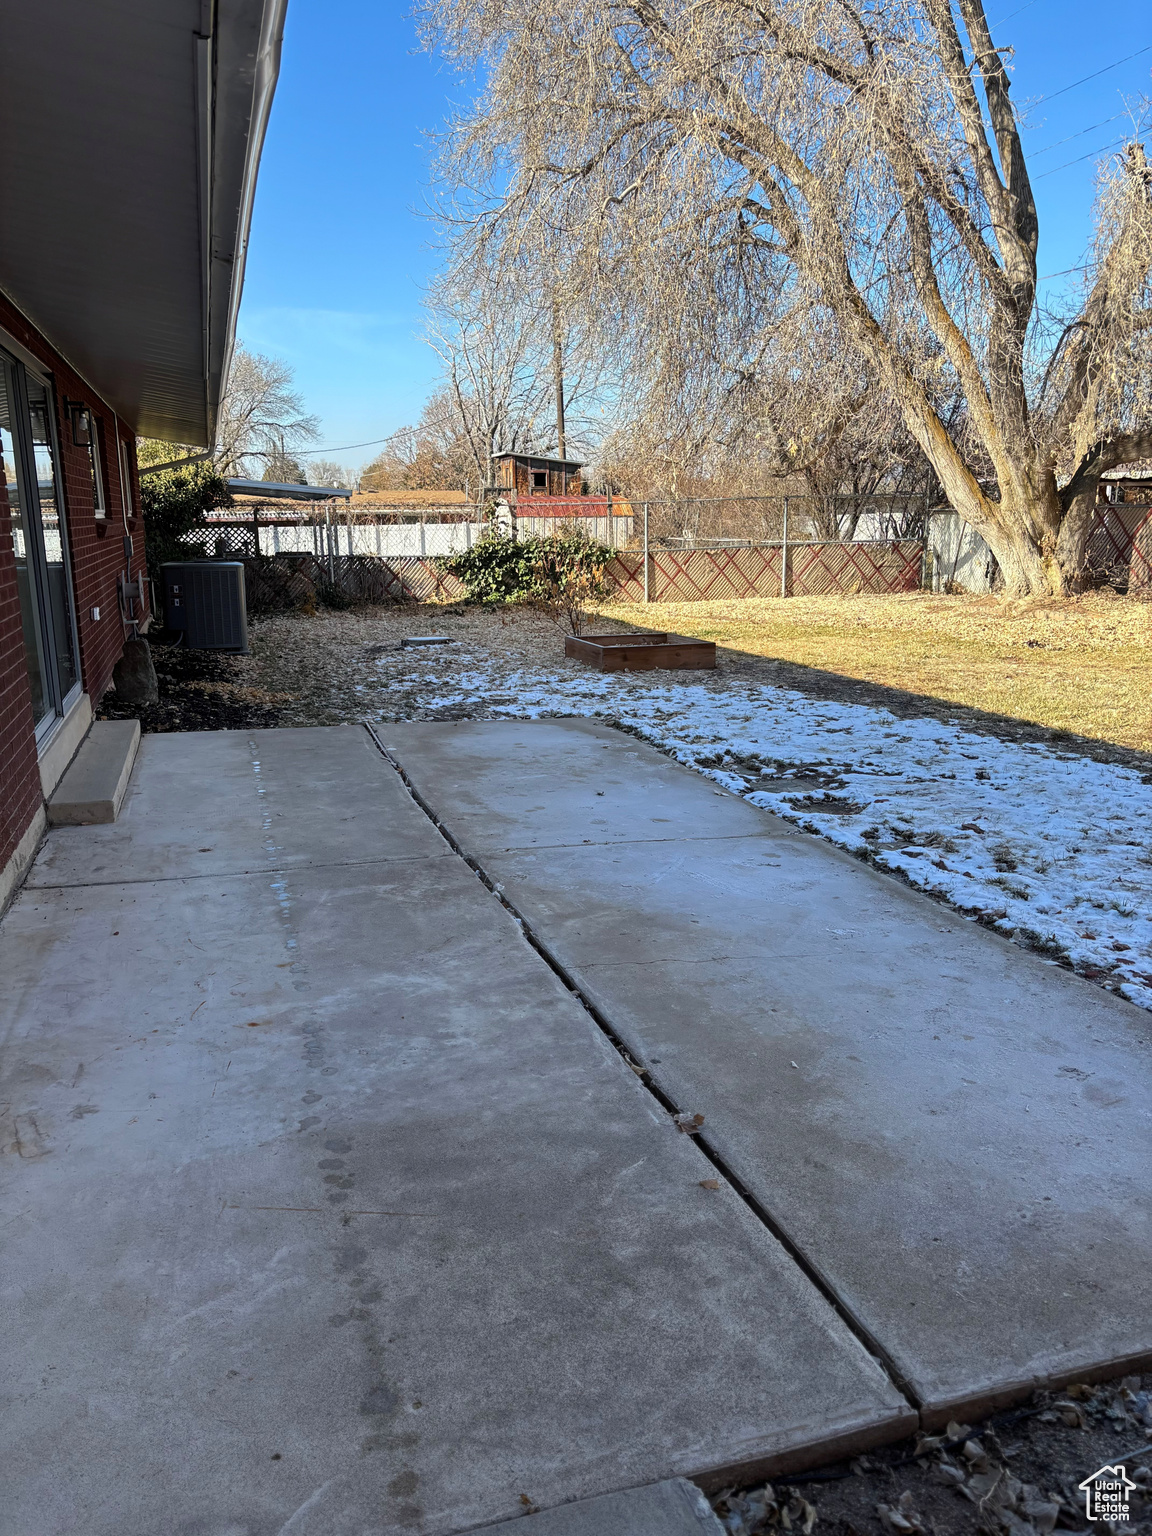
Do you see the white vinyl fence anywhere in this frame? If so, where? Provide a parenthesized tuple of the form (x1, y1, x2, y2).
(926, 511, 997, 594)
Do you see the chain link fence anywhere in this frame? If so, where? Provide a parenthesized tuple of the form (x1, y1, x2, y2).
(178, 496, 930, 610)
(168, 495, 1152, 612)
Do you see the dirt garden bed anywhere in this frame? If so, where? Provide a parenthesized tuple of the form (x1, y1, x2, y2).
(711, 1376, 1152, 1536)
(96, 636, 292, 732)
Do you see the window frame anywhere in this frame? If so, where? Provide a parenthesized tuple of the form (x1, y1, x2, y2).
(118, 435, 134, 518)
(1, 338, 83, 740)
(88, 414, 107, 517)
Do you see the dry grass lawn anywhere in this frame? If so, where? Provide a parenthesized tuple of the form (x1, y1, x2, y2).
(593, 591, 1152, 752)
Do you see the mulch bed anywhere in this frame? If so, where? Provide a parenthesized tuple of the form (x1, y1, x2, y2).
(713, 1378, 1152, 1536)
(96, 638, 289, 733)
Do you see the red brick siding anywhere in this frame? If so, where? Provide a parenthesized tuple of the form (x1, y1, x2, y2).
(0, 288, 150, 875)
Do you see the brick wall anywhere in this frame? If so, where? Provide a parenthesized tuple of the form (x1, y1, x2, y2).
(1, 288, 149, 876)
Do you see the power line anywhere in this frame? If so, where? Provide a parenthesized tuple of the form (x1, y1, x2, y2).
(1032, 43, 1152, 106)
(1034, 133, 1132, 177)
(1037, 262, 1091, 281)
(296, 435, 396, 456)
(988, 0, 1039, 28)
(1028, 110, 1128, 156)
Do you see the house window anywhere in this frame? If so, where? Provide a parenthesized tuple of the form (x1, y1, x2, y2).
(118, 437, 134, 516)
(88, 421, 107, 517)
(532, 470, 547, 491)
(69, 404, 106, 515)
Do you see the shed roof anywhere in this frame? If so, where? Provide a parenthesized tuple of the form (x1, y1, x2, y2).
(1101, 461, 1152, 480)
(228, 479, 353, 501)
(492, 452, 585, 471)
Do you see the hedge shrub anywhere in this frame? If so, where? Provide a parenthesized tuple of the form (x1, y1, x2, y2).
(441, 529, 614, 615)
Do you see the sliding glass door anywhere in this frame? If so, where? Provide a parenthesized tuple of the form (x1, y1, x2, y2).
(0, 345, 80, 739)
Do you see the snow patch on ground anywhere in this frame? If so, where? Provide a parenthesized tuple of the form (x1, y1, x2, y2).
(365, 643, 1152, 1011)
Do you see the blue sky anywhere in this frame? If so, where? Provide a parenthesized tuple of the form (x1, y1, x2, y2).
(236, 1, 1152, 472)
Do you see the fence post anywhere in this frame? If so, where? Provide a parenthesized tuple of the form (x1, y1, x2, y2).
(781, 498, 789, 597)
(643, 501, 650, 604)
(252, 512, 261, 558)
(325, 505, 334, 584)
(606, 488, 613, 549)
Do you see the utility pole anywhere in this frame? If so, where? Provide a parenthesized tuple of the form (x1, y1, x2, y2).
(552, 299, 566, 461)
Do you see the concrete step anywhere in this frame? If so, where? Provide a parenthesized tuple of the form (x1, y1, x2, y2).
(471, 1479, 724, 1535)
(47, 719, 140, 826)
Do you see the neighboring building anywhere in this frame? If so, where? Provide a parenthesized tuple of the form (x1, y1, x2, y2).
(1100, 462, 1152, 502)
(0, 1, 286, 908)
(492, 453, 585, 498)
(225, 479, 354, 503)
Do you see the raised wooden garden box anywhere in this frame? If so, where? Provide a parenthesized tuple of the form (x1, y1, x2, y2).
(564, 631, 716, 672)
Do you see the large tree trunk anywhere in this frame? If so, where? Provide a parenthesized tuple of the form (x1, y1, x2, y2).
(891, 377, 1061, 595)
(1054, 486, 1100, 592)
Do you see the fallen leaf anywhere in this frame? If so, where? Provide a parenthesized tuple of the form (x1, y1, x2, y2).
(699, 1178, 721, 1190)
(1022, 1498, 1060, 1533)
(934, 1463, 966, 1487)
(878, 1492, 925, 1534)
(674, 1111, 705, 1133)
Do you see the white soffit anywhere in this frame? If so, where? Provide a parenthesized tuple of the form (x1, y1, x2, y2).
(0, 0, 287, 444)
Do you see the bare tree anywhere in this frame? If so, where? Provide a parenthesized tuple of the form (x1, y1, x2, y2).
(422, 233, 611, 490)
(306, 458, 355, 489)
(361, 388, 480, 493)
(426, 0, 1152, 595)
(747, 366, 941, 536)
(214, 345, 319, 477)
(424, 256, 556, 488)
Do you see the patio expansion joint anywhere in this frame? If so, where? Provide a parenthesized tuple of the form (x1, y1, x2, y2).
(25, 849, 456, 893)
(480, 829, 795, 855)
(364, 723, 923, 1422)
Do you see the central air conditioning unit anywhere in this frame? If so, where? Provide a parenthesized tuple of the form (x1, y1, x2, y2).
(162, 561, 248, 652)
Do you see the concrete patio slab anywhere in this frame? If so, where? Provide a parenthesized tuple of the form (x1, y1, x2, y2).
(381, 718, 1152, 1426)
(472, 1478, 724, 1534)
(28, 725, 450, 888)
(1, 727, 911, 1536)
(376, 716, 775, 855)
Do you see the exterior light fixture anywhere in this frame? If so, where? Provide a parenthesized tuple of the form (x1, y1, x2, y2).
(68, 402, 92, 446)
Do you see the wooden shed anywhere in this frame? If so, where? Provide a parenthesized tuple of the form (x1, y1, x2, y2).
(492, 453, 585, 498)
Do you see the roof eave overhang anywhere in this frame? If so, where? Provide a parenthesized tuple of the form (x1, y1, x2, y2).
(0, 0, 287, 446)
(205, 0, 288, 447)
